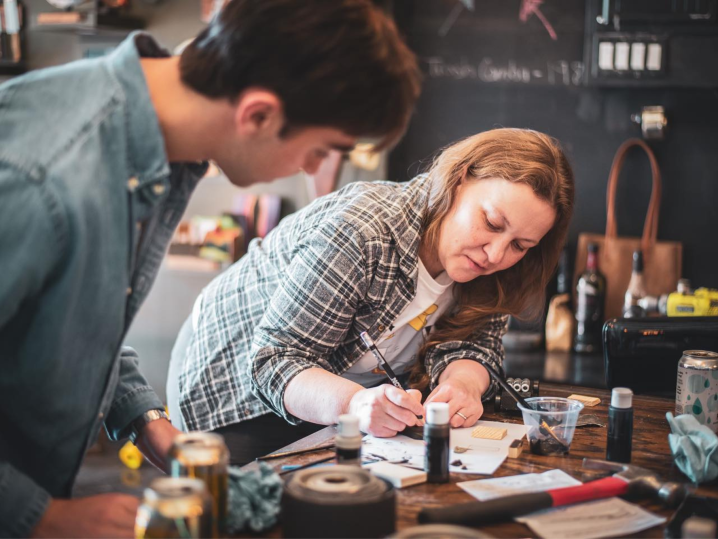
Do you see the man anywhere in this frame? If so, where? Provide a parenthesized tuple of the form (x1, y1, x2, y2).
(0, 0, 420, 535)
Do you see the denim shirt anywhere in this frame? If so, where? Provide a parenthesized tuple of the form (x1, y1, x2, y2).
(0, 33, 207, 536)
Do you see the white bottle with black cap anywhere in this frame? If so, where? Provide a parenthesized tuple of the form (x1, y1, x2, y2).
(424, 403, 450, 483)
(607, 387, 633, 463)
(335, 414, 362, 466)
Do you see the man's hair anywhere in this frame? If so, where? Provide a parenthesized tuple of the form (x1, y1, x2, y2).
(179, 0, 421, 149)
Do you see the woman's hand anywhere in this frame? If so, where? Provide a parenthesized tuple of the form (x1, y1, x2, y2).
(425, 359, 491, 428)
(424, 378, 483, 428)
(348, 385, 424, 437)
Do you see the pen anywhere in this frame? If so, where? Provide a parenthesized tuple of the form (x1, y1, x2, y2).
(360, 331, 423, 420)
(278, 455, 335, 475)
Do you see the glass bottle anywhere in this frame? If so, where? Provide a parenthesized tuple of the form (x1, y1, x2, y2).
(622, 250, 647, 318)
(573, 243, 606, 353)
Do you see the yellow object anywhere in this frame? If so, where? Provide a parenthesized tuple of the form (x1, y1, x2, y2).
(568, 394, 601, 407)
(471, 425, 508, 440)
(667, 288, 718, 317)
(408, 304, 439, 331)
(119, 441, 144, 470)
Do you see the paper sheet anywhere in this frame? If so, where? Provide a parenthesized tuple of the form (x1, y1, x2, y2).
(457, 469, 581, 501)
(362, 420, 527, 475)
(515, 497, 667, 539)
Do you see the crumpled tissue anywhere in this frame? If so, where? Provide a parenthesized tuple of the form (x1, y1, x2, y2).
(666, 412, 718, 483)
(226, 462, 283, 533)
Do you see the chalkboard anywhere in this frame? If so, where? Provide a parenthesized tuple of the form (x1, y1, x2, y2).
(388, 0, 718, 290)
(393, 0, 586, 88)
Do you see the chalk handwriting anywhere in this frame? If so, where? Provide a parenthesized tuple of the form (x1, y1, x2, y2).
(426, 56, 584, 86)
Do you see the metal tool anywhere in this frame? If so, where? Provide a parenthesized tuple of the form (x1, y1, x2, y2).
(493, 377, 540, 415)
(418, 458, 690, 526)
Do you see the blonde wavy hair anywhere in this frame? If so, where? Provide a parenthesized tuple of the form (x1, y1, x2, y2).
(410, 128, 575, 389)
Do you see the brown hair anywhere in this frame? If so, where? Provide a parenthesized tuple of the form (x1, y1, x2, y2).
(179, 0, 421, 150)
(410, 128, 575, 389)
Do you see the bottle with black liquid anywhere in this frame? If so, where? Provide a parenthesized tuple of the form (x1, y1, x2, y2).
(424, 402, 449, 483)
(335, 414, 362, 466)
(606, 387, 633, 463)
(573, 243, 606, 353)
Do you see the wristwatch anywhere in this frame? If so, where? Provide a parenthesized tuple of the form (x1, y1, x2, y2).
(128, 409, 169, 444)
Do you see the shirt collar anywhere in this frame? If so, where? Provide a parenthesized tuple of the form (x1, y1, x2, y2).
(384, 174, 432, 279)
(106, 32, 178, 186)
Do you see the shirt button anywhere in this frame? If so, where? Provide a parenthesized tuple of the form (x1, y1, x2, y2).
(127, 177, 140, 192)
(126, 287, 132, 296)
(152, 183, 166, 195)
(98, 412, 104, 419)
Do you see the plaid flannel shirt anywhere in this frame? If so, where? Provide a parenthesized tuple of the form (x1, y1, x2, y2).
(177, 175, 508, 432)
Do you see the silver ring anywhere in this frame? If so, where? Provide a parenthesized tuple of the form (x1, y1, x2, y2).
(455, 412, 468, 420)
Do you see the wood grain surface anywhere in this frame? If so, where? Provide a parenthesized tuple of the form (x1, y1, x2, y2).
(241, 383, 718, 538)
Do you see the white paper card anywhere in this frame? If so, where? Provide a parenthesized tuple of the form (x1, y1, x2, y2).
(362, 420, 527, 475)
(457, 469, 581, 501)
(515, 497, 666, 539)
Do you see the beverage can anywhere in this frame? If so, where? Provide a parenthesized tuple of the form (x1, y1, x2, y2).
(676, 350, 718, 433)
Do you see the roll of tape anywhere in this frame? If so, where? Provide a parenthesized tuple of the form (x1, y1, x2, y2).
(390, 524, 495, 538)
(282, 465, 395, 538)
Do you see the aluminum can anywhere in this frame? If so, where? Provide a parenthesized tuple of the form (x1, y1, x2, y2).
(676, 350, 718, 432)
(168, 432, 229, 538)
(135, 477, 211, 539)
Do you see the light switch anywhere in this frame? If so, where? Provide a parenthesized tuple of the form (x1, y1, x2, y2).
(615, 42, 630, 70)
(598, 41, 614, 70)
(647, 43, 662, 71)
(630, 43, 646, 70)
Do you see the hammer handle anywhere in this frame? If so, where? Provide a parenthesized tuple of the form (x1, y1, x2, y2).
(549, 476, 628, 506)
(418, 477, 629, 526)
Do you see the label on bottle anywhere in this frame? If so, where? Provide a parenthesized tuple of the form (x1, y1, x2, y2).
(576, 281, 599, 322)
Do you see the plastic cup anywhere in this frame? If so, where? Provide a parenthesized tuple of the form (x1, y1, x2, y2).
(516, 397, 584, 456)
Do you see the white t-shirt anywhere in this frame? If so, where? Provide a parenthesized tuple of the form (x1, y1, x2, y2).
(343, 260, 455, 387)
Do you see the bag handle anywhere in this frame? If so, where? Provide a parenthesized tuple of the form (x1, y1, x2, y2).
(605, 139, 662, 253)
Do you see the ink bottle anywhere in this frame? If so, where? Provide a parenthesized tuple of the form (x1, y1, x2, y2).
(606, 387, 633, 463)
(336, 414, 362, 466)
(424, 403, 450, 483)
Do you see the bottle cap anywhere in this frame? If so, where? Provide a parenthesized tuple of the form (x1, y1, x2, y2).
(427, 403, 450, 425)
(588, 243, 599, 254)
(611, 387, 633, 409)
(337, 414, 360, 437)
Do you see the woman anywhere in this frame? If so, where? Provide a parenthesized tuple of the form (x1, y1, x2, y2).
(167, 128, 574, 463)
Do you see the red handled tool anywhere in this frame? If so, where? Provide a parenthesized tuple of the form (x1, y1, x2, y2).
(419, 458, 689, 526)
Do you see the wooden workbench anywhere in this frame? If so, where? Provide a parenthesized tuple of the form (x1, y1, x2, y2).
(242, 383, 717, 538)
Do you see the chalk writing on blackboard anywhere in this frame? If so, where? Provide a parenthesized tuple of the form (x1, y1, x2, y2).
(519, 0, 558, 41)
(426, 57, 584, 86)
